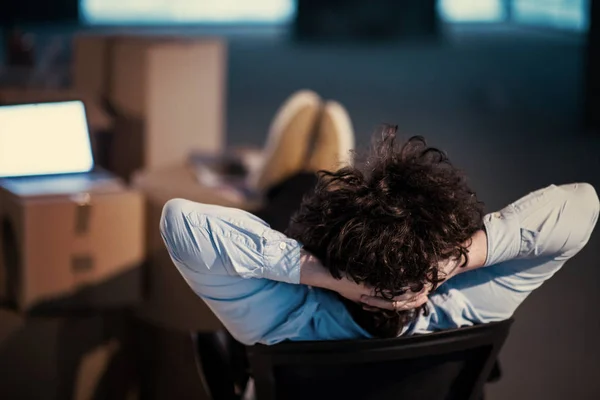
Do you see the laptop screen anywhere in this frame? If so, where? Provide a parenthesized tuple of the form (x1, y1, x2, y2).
(0, 100, 94, 178)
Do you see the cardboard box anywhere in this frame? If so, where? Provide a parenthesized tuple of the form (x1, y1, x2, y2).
(0, 184, 145, 312)
(73, 34, 227, 180)
(72, 34, 112, 103)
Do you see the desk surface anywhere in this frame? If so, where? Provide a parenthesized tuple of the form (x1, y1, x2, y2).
(133, 164, 262, 211)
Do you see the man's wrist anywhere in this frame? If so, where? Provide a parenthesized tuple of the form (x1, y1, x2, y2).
(439, 229, 489, 283)
(451, 229, 488, 277)
(464, 229, 488, 271)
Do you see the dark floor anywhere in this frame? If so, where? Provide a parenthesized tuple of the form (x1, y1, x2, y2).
(222, 24, 600, 400)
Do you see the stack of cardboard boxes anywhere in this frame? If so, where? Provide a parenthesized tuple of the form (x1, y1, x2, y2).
(0, 33, 228, 399)
(77, 34, 226, 180)
(0, 180, 146, 400)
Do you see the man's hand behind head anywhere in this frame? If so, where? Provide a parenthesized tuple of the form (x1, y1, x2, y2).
(288, 126, 485, 336)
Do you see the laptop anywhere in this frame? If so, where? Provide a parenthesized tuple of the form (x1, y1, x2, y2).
(0, 100, 121, 196)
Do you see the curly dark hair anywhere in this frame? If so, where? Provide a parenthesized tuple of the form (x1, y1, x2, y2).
(286, 125, 485, 338)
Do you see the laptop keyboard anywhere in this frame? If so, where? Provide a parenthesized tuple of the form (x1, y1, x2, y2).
(1, 174, 122, 196)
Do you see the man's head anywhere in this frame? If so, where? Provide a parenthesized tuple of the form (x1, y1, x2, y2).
(286, 125, 485, 336)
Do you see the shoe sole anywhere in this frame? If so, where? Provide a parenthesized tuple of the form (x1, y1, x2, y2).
(249, 90, 322, 190)
(322, 100, 355, 168)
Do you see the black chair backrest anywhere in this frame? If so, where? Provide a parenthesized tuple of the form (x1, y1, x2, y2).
(246, 319, 513, 400)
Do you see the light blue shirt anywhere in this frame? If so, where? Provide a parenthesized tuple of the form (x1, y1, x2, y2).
(160, 183, 598, 345)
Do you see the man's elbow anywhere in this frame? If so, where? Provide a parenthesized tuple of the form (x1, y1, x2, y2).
(581, 182, 599, 211)
(573, 182, 599, 231)
(159, 198, 193, 259)
(160, 199, 188, 233)
(560, 183, 599, 256)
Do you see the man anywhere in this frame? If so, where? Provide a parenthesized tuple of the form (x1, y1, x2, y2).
(160, 93, 599, 346)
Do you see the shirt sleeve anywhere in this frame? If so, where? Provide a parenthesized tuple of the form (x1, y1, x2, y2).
(159, 198, 318, 345)
(159, 198, 302, 284)
(482, 183, 599, 267)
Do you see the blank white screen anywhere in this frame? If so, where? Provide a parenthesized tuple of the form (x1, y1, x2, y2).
(81, 0, 294, 24)
(0, 101, 94, 178)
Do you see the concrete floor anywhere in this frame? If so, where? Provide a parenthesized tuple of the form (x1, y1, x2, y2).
(223, 24, 600, 400)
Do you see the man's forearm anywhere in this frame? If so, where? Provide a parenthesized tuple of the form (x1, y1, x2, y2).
(300, 230, 490, 289)
(299, 250, 336, 289)
(300, 184, 599, 291)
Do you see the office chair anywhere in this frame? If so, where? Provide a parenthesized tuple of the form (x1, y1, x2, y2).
(192, 330, 250, 400)
(246, 319, 513, 400)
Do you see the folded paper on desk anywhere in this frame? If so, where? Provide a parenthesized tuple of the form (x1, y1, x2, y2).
(188, 148, 264, 203)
